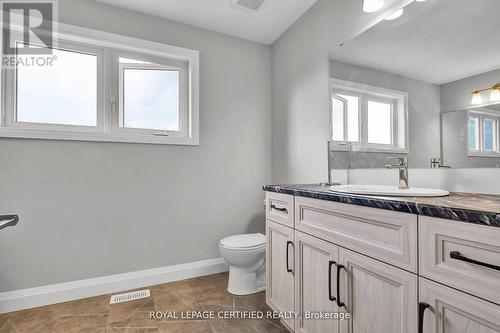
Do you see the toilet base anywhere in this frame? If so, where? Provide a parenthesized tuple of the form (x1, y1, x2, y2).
(227, 265, 266, 296)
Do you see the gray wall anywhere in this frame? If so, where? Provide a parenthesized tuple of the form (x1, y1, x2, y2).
(330, 60, 441, 168)
(0, 0, 271, 292)
(270, 0, 413, 184)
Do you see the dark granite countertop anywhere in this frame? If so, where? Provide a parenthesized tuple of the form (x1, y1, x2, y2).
(263, 183, 500, 228)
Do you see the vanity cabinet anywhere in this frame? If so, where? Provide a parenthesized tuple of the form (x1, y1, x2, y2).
(419, 216, 500, 305)
(419, 278, 500, 333)
(265, 192, 500, 333)
(266, 219, 295, 331)
(294, 231, 339, 333)
(295, 197, 418, 273)
(338, 248, 417, 333)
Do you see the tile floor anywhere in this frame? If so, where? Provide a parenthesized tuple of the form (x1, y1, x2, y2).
(0, 272, 288, 333)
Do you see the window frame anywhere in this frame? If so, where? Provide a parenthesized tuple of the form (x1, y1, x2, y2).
(467, 110, 500, 157)
(330, 79, 408, 153)
(0, 23, 200, 145)
(2, 35, 106, 133)
(332, 91, 362, 143)
(115, 51, 189, 138)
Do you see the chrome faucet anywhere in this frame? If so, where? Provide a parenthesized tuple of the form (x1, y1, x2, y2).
(385, 156, 409, 189)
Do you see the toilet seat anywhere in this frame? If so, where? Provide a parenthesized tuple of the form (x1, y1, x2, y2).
(219, 233, 266, 251)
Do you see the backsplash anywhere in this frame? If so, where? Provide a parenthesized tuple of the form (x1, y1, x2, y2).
(329, 149, 408, 169)
(330, 168, 500, 194)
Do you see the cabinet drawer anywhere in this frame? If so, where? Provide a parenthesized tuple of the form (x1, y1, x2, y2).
(265, 192, 294, 228)
(420, 216, 500, 305)
(295, 196, 417, 272)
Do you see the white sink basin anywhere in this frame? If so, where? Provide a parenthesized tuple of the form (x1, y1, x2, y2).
(329, 185, 449, 197)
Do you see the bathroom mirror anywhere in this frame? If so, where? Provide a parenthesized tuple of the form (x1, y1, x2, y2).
(328, 0, 500, 169)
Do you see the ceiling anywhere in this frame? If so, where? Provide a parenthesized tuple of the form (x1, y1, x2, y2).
(94, 0, 318, 44)
(331, 0, 500, 84)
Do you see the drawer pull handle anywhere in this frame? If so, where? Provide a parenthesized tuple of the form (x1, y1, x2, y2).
(418, 302, 431, 333)
(328, 261, 336, 302)
(270, 204, 288, 213)
(450, 251, 500, 271)
(336, 264, 346, 308)
(286, 241, 294, 273)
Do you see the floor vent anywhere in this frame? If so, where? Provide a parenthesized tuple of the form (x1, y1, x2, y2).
(232, 0, 266, 11)
(109, 289, 150, 304)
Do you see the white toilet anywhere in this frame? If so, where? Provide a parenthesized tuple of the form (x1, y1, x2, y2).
(219, 233, 266, 295)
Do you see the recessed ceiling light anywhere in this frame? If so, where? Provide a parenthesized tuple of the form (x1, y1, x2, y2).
(363, 0, 384, 13)
(232, 0, 266, 11)
(385, 8, 404, 20)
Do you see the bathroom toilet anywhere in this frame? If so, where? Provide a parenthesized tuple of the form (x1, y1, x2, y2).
(219, 233, 266, 295)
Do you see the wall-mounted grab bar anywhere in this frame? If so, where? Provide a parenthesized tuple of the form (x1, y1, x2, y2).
(0, 215, 19, 231)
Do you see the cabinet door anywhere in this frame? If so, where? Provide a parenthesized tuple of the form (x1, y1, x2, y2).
(338, 248, 417, 333)
(419, 278, 500, 333)
(295, 231, 340, 333)
(266, 219, 295, 331)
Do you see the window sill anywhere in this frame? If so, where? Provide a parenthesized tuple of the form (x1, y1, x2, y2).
(0, 128, 199, 145)
(468, 151, 500, 158)
(328, 141, 408, 154)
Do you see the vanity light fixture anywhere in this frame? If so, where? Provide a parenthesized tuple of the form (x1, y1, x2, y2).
(363, 0, 384, 13)
(470, 84, 500, 105)
(385, 8, 404, 20)
(471, 92, 483, 105)
(490, 85, 500, 102)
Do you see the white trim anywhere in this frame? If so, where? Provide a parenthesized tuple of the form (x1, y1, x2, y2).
(0, 257, 228, 314)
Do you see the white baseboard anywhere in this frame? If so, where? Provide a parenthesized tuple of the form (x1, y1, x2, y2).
(0, 257, 228, 314)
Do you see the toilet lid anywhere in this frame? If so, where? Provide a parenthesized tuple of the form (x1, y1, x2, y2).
(219, 233, 266, 249)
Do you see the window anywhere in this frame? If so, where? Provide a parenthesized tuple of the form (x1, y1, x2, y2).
(331, 94, 359, 142)
(469, 117, 480, 151)
(118, 56, 188, 137)
(367, 100, 392, 144)
(16, 44, 99, 127)
(330, 79, 407, 152)
(468, 111, 500, 156)
(1, 25, 199, 145)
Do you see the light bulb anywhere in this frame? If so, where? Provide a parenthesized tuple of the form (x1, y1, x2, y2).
(471, 92, 483, 105)
(363, 0, 384, 13)
(490, 88, 500, 102)
(385, 8, 404, 20)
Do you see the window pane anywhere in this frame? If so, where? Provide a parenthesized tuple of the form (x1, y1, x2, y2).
(122, 68, 180, 131)
(332, 97, 344, 141)
(483, 118, 496, 151)
(17, 46, 98, 126)
(337, 94, 359, 142)
(368, 100, 392, 144)
(469, 117, 479, 151)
